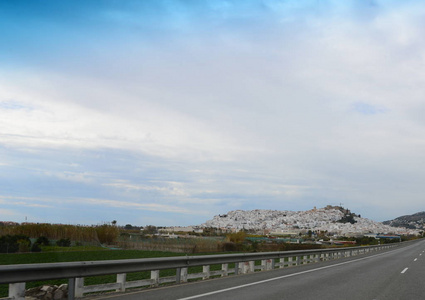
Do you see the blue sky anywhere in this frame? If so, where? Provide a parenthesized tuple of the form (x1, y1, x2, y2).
(1, 0, 425, 226)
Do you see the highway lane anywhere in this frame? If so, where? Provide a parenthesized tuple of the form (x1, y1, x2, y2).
(90, 239, 425, 300)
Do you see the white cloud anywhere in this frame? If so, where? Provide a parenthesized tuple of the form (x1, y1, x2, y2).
(0, 208, 25, 220)
(78, 197, 208, 215)
(0, 71, 246, 162)
(0, 197, 52, 208)
(105, 179, 189, 196)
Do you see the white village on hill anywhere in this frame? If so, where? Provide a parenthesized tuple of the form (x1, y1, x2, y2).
(201, 206, 420, 237)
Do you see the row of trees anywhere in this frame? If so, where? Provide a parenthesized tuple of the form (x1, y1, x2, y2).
(0, 223, 120, 247)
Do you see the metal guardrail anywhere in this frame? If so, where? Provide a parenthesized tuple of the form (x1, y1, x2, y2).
(0, 243, 400, 300)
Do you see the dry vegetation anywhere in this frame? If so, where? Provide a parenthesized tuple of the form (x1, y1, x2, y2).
(0, 223, 119, 244)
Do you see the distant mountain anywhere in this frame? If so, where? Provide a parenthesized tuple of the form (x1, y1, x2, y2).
(383, 212, 425, 230)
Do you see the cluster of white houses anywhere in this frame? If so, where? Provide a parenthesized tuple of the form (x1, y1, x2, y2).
(159, 226, 203, 234)
(199, 207, 421, 237)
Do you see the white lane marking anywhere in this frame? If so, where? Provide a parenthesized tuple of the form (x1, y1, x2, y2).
(414, 258, 418, 261)
(401, 268, 408, 274)
(178, 252, 396, 300)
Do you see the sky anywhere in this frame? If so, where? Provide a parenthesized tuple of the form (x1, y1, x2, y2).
(1, 0, 425, 227)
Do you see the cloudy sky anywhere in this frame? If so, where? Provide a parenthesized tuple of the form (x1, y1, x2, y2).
(1, 0, 425, 226)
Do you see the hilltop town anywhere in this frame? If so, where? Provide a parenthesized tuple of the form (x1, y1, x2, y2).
(202, 206, 421, 237)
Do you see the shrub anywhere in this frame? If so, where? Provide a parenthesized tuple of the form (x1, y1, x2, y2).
(56, 238, 71, 247)
(31, 243, 42, 252)
(226, 231, 246, 244)
(36, 236, 50, 246)
(221, 242, 237, 251)
(17, 239, 30, 252)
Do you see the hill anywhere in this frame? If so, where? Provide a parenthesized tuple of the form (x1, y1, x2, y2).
(383, 211, 425, 230)
(202, 206, 420, 236)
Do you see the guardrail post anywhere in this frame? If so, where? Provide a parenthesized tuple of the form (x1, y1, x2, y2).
(221, 263, 228, 277)
(261, 259, 266, 270)
(261, 259, 272, 270)
(296, 256, 300, 266)
(249, 261, 255, 272)
(9, 282, 25, 300)
(288, 256, 293, 266)
(151, 270, 159, 287)
(68, 278, 75, 300)
(271, 258, 276, 269)
(176, 268, 182, 283)
(116, 273, 126, 292)
(242, 261, 250, 274)
(202, 265, 210, 280)
(279, 258, 285, 268)
(234, 262, 239, 275)
(267, 259, 272, 270)
(181, 267, 188, 282)
(75, 278, 84, 298)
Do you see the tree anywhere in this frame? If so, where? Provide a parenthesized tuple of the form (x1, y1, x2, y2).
(143, 225, 158, 235)
(36, 236, 50, 246)
(0, 235, 31, 253)
(338, 213, 357, 224)
(226, 231, 246, 244)
(95, 224, 119, 244)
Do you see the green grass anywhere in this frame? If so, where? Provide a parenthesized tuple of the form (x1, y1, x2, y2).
(39, 245, 107, 252)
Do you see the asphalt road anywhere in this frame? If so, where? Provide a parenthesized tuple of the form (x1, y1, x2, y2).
(90, 239, 425, 300)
